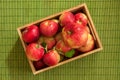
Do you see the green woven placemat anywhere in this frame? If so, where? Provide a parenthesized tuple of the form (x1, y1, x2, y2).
(0, 0, 119, 80)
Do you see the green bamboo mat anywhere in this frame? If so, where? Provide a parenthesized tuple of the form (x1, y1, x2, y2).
(0, 0, 120, 80)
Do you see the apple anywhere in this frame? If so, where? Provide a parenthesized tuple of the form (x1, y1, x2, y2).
(26, 43, 44, 61)
(55, 32, 63, 42)
(43, 50, 60, 66)
(55, 40, 71, 53)
(38, 36, 56, 50)
(62, 23, 88, 48)
(77, 34, 94, 52)
(39, 19, 59, 37)
(22, 25, 40, 43)
(75, 13, 88, 26)
(85, 26, 90, 33)
(33, 60, 46, 70)
(59, 11, 75, 27)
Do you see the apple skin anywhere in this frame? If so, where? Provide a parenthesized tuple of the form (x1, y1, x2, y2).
(55, 32, 63, 42)
(75, 13, 88, 26)
(33, 60, 46, 70)
(26, 43, 44, 61)
(39, 20, 59, 37)
(59, 11, 75, 27)
(62, 23, 88, 48)
(55, 40, 71, 53)
(43, 50, 60, 66)
(43, 37, 56, 50)
(38, 36, 56, 50)
(77, 34, 94, 52)
(85, 26, 90, 33)
(22, 25, 40, 43)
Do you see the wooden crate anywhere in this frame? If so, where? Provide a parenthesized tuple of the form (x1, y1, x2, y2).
(17, 3, 103, 75)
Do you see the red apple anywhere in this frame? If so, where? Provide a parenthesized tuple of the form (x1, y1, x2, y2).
(43, 50, 60, 66)
(59, 11, 75, 27)
(75, 13, 88, 26)
(77, 34, 94, 52)
(26, 43, 44, 61)
(33, 60, 46, 70)
(39, 20, 59, 37)
(22, 25, 40, 43)
(55, 40, 71, 53)
(38, 36, 56, 50)
(62, 23, 88, 48)
(55, 32, 63, 42)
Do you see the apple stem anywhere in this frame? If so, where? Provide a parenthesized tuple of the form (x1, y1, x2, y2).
(67, 31, 72, 35)
(53, 47, 56, 50)
(44, 45, 48, 53)
(36, 45, 40, 48)
(77, 20, 82, 24)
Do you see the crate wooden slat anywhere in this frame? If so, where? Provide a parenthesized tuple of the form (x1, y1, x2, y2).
(17, 3, 103, 75)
